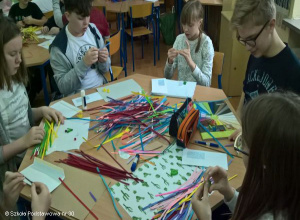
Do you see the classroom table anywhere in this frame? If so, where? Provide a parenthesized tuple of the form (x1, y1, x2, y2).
(19, 74, 245, 220)
(23, 39, 51, 106)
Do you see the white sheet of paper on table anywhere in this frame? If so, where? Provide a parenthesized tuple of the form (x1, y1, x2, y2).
(97, 79, 142, 102)
(46, 118, 90, 155)
(50, 100, 81, 118)
(151, 78, 197, 98)
(20, 158, 65, 192)
(39, 34, 55, 40)
(182, 148, 228, 170)
(72, 92, 103, 107)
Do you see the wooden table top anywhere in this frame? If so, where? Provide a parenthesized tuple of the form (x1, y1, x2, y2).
(23, 38, 50, 67)
(19, 74, 245, 220)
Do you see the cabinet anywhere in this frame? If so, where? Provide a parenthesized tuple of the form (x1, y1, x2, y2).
(219, 11, 250, 96)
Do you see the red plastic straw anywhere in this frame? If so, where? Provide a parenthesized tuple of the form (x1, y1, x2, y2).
(58, 178, 98, 220)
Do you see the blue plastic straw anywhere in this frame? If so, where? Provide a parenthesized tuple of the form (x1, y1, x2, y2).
(96, 167, 122, 219)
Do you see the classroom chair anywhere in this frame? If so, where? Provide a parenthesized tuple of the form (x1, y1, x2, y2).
(104, 31, 127, 81)
(211, 51, 225, 89)
(44, 11, 53, 19)
(125, 2, 156, 72)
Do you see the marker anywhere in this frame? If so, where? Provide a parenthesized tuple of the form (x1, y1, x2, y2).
(81, 89, 87, 110)
(195, 140, 219, 148)
(130, 154, 140, 172)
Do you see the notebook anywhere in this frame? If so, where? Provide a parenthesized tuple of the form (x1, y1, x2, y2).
(197, 101, 240, 140)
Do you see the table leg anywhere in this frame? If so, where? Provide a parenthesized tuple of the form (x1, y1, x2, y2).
(156, 6, 160, 60)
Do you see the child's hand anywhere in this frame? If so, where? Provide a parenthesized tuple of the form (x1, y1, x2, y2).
(98, 47, 109, 63)
(17, 20, 25, 28)
(167, 48, 178, 64)
(83, 47, 99, 66)
(23, 15, 33, 25)
(191, 181, 212, 220)
(22, 126, 45, 149)
(3, 172, 26, 211)
(48, 27, 60, 35)
(204, 166, 234, 201)
(41, 26, 49, 34)
(31, 182, 51, 214)
(178, 40, 192, 63)
(41, 106, 64, 124)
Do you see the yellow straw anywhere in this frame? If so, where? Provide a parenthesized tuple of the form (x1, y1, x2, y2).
(228, 174, 238, 181)
(82, 137, 96, 148)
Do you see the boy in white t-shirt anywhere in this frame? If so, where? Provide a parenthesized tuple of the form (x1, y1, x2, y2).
(49, 0, 110, 96)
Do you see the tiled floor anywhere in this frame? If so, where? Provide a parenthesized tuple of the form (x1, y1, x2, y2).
(32, 33, 241, 110)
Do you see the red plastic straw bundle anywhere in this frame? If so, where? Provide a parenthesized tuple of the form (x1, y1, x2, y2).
(56, 150, 143, 185)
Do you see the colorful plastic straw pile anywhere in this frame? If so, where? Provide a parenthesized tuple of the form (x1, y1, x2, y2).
(143, 168, 205, 220)
(56, 150, 143, 185)
(84, 94, 177, 152)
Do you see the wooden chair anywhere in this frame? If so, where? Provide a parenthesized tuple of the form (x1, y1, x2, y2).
(104, 31, 127, 81)
(125, 2, 156, 72)
(44, 11, 53, 19)
(211, 51, 225, 89)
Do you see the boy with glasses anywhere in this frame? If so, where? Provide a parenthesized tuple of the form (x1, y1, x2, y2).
(230, 0, 300, 140)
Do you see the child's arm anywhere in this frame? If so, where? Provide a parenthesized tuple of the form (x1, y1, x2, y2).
(1, 127, 45, 164)
(31, 182, 51, 220)
(191, 181, 212, 220)
(50, 46, 96, 96)
(164, 38, 180, 79)
(204, 166, 235, 201)
(31, 107, 64, 125)
(23, 15, 47, 26)
(180, 39, 214, 86)
(93, 25, 111, 74)
(52, 0, 64, 28)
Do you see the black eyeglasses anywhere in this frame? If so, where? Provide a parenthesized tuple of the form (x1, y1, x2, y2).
(237, 20, 270, 47)
(234, 133, 249, 156)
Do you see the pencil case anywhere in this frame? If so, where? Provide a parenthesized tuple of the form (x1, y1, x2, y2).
(169, 98, 192, 137)
(176, 107, 199, 148)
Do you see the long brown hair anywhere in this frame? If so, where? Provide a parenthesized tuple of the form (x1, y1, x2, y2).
(232, 92, 300, 219)
(180, 0, 203, 53)
(0, 15, 27, 91)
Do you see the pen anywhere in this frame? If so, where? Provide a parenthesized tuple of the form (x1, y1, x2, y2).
(195, 140, 219, 148)
(81, 89, 87, 110)
(130, 154, 140, 172)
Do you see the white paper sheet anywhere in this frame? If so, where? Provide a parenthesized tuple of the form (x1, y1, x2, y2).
(20, 158, 65, 192)
(46, 118, 90, 155)
(72, 92, 103, 107)
(39, 35, 55, 40)
(182, 148, 228, 170)
(97, 79, 142, 102)
(50, 100, 81, 118)
(151, 78, 197, 98)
